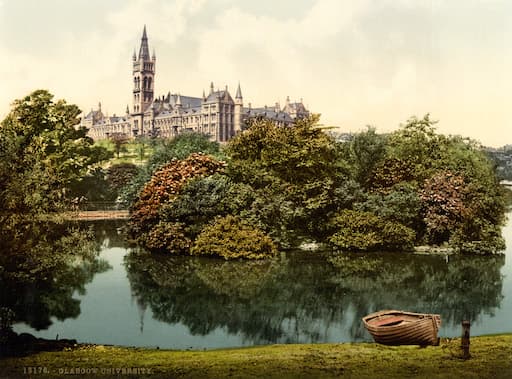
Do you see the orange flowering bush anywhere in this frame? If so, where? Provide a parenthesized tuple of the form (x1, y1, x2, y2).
(128, 153, 225, 245)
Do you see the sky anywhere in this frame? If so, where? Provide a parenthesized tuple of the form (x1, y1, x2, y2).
(0, 0, 511, 147)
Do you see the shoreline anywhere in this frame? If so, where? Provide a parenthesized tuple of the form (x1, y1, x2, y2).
(2, 334, 512, 378)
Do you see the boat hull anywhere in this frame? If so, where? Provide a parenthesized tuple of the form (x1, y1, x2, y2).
(362, 310, 441, 346)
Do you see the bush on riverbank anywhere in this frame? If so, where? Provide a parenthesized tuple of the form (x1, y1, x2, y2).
(344, 115, 506, 253)
(128, 153, 225, 245)
(191, 215, 277, 260)
(328, 209, 415, 251)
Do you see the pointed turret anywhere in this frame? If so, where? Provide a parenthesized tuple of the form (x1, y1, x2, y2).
(138, 25, 150, 60)
(210, 82, 214, 95)
(132, 25, 155, 128)
(234, 83, 243, 134)
(202, 89, 206, 101)
(175, 93, 182, 107)
(235, 82, 243, 100)
(132, 50, 137, 61)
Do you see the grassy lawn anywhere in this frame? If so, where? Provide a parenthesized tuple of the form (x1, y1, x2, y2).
(1, 335, 511, 378)
(95, 139, 154, 166)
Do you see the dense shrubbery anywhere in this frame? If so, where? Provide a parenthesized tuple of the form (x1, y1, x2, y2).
(125, 113, 505, 257)
(144, 221, 191, 254)
(191, 215, 277, 260)
(225, 115, 349, 246)
(344, 115, 506, 253)
(119, 133, 221, 206)
(106, 163, 140, 192)
(128, 153, 225, 242)
(328, 210, 416, 251)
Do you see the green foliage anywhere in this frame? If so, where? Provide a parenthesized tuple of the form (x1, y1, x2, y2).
(191, 215, 277, 260)
(160, 174, 239, 237)
(370, 157, 416, 193)
(226, 115, 350, 244)
(144, 221, 191, 254)
(67, 167, 115, 203)
(128, 153, 225, 245)
(106, 163, 140, 192)
(121, 112, 505, 256)
(355, 182, 422, 229)
(386, 114, 441, 181)
(328, 210, 415, 251)
(119, 132, 221, 206)
(347, 126, 387, 188)
(420, 171, 468, 244)
(342, 114, 506, 253)
(67, 162, 140, 203)
(150, 132, 223, 165)
(0, 219, 110, 331)
(109, 132, 129, 158)
(0, 90, 111, 216)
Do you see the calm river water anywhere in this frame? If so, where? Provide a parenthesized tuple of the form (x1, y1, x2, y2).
(13, 214, 512, 349)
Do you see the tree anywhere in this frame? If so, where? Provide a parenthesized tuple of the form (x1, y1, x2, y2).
(386, 114, 441, 182)
(347, 126, 387, 188)
(226, 115, 350, 244)
(0, 90, 111, 216)
(109, 132, 129, 158)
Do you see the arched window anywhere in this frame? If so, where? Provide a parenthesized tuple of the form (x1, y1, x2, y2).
(143, 77, 148, 89)
(148, 77, 152, 90)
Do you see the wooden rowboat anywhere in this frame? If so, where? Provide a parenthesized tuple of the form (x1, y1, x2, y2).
(362, 310, 441, 346)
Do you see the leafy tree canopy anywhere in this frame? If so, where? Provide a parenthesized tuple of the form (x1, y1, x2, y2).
(0, 90, 111, 215)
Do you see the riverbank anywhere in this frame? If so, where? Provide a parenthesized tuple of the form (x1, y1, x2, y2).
(1, 335, 511, 379)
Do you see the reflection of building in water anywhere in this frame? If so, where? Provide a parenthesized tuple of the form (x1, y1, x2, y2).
(81, 26, 309, 143)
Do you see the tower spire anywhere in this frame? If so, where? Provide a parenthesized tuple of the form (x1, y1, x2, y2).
(138, 25, 150, 60)
(235, 82, 242, 100)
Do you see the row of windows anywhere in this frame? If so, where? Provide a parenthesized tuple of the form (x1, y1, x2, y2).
(133, 76, 152, 90)
(202, 104, 235, 112)
(152, 114, 234, 125)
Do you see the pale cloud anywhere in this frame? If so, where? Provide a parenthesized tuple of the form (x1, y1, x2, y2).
(0, 0, 511, 146)
(107, 0, 206, 46)
(193, 0, 370, 108)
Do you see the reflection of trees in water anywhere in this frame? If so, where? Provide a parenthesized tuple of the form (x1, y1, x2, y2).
(69, 220, 127, 248)
(328, 252, 504, 334)
(0, 220, 111, 330)
(124, 249, 504, 344)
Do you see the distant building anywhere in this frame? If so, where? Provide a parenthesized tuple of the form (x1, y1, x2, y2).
(81, 26, 309, 142)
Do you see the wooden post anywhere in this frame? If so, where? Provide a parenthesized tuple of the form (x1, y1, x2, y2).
(461, 320, 470, 359)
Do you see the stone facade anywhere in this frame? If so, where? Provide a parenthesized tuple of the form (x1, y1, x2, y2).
(81, 26, 309, 142)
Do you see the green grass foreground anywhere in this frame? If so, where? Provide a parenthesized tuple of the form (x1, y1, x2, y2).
(1, 335, 511, 379)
